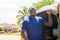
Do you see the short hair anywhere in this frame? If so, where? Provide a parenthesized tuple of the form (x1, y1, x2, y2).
(29, 7, 36, 11)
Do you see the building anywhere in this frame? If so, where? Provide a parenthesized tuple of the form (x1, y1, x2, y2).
(0, 24, 20, 33)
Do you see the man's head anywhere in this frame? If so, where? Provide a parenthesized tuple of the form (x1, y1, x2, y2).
(28, 7, 36, 16)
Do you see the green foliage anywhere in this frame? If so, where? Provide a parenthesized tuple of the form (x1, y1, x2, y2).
(16, 6, 28, 27)
(0, 27, 3, 31)
(34, 0, 55, 10)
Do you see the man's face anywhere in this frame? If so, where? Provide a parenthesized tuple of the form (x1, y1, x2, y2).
(29, 8, 36, 16)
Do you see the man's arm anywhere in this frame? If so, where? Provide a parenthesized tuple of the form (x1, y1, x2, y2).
(21, 30, 28, 40)
(21, 20, 28, 40)
(44, 14, 52, 26)
(44, 10, 52, 26)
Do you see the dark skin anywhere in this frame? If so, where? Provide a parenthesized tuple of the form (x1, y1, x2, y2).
(21, 8, 52, 40)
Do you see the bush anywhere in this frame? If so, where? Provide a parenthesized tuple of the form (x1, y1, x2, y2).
(0, 27, 3, 31)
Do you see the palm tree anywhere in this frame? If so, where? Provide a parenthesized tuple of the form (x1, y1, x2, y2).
(16, 6, 28, 27)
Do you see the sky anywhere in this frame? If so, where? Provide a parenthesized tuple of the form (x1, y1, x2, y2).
(0, 0, 60, 24)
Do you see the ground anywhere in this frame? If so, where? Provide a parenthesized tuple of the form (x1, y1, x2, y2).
(0, 32, 21, 40)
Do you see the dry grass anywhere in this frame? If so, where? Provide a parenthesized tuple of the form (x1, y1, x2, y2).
(3, 32, 20, 35)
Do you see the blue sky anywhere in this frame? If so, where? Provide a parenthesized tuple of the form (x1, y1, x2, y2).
(0, 0, 59, 24)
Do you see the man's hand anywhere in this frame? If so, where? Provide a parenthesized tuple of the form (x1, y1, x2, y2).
(21, 30, 28, 40)
(46, 10, 51, 15)
(25, 38, 29, 40)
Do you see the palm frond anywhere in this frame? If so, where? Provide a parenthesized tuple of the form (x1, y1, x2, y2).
(16, 15, 22, 18)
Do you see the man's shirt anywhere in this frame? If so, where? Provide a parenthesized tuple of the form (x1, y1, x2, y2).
(22, 16, 46, 40)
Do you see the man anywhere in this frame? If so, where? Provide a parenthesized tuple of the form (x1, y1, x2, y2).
(37, 10, 58, 40)
(21, 7, 52, 40)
